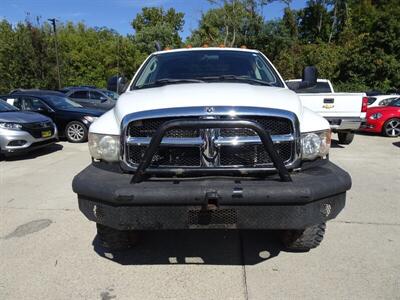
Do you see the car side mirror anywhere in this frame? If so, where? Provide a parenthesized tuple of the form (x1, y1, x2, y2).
(286, 66, 318, 91)
(99, 96, 108, 102)
(107, 75, 128, 95)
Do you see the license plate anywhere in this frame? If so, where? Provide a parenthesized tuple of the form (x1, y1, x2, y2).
(41, 130, 52, 138)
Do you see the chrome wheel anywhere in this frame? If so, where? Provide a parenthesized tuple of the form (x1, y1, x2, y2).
(385, 119, 400, 137)
(67, 123, 85, 141)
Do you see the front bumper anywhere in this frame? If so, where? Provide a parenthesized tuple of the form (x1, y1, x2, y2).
(0, 127, 58, 154)
(326, 117, 363, 131)
(73, 161, 351, 230)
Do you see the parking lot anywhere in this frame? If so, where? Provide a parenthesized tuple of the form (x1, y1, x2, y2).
(0, 134, 399, 299)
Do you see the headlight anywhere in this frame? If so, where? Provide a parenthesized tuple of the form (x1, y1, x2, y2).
(301, 130, 331, 160)
(0, 122, 23, 130)
(83, 116, 98, 123)
(370, 113, 382, 120)
(88, 133, 120, 162)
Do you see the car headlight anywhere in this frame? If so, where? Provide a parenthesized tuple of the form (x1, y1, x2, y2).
(370, 113, 382, 120)
(88, 133, 120, 162)
(0, 122, 23, 130)
(83, 116, 98, 123)
(301, 130, 331, 160)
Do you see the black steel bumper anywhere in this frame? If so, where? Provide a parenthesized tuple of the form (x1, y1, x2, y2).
(73, 160, 351, 230)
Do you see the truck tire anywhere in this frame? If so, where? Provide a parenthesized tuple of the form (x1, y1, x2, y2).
(96, 223, 138, 250)
(337, 132, 354, 145)
(65, 121, 88, 143)
(281, 223, 326, 251)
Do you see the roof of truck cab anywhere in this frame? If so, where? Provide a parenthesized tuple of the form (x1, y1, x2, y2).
(286, 79, 331, 83)
(152, 47, 260, 55)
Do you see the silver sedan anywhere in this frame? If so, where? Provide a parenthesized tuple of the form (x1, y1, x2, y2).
(0, 100, 58, 156)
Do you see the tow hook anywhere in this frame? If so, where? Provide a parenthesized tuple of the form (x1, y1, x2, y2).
(197, 190, 220, 225)
(204, 190, 220, 210)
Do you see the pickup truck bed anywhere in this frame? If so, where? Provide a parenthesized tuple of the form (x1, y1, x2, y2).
(298, 92, 366, 131)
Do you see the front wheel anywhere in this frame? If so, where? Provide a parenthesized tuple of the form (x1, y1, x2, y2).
(96, 223, 139, 250)
(337, 132, 354, 145)
(382, 118, 400, 137)
(280, 223, 326, 251)
(65, 121, 88, 143)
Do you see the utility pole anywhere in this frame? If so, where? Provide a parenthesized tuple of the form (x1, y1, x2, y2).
(116, 36, 120, 93)
(48, 18, 62, 89)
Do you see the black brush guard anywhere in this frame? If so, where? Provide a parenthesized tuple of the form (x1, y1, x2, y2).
(130, 119, 293, 183)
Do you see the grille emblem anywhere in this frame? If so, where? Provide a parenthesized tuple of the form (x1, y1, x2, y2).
(206, 107, 214, 113)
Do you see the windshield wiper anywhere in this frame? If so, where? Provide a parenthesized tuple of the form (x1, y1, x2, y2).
(137, 78, 205, 89)
(197, 75, 274, 86)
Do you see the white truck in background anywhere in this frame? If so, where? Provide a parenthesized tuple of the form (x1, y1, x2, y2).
(286, 79, 367, 145)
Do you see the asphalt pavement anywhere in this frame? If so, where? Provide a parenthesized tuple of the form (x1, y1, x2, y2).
(0, 134, 399, 299)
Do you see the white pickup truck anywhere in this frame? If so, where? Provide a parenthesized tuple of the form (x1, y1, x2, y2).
(286, 79, 368, 144)
(72, 48, 351, 252)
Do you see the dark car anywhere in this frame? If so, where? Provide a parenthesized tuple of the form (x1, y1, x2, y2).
(59, 87, 117, 110)
(0, 99, 57, 156)
(6, 90, 103, 143)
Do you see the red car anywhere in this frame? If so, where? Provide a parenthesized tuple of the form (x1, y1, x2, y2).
(361, 97, 400, 137)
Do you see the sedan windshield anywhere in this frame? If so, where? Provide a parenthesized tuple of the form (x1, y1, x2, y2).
(0, 100, 18, 112)
(43, 95, 82, 109)
(132, 50, 284, 90)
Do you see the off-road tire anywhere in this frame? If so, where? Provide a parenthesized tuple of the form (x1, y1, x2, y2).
(96, 223, 138, 250)
(382, 118, 400, 137)
(65, 121, 88, 143)
(281, 223, 326, 251)
(337, 132, 354, 145)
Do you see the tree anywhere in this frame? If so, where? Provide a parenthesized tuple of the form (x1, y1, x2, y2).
(131, 7, 184, 53)
(188, 0, 265, 48)
(297, 0, 332, 43)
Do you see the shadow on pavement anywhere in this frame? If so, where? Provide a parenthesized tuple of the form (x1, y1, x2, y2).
(330, 139, 344, 149)
(393, 141, 400, 148)
(2, 143, 63, 161)
(92, 229, 283, 265)
(355, 131, 381, 137)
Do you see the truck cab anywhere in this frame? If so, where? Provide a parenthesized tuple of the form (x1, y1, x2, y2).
(72, 48, 351, 251)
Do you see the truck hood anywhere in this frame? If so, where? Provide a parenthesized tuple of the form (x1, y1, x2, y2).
(90, 83, 330, 135)
(115, 83, 303, 121)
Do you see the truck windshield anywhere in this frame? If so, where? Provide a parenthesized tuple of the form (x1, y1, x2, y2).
(132, 50, 284, 90)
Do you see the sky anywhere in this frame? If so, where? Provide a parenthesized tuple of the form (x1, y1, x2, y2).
(0, 0, 307, 38)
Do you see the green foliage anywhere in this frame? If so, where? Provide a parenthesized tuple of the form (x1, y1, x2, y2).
(131, 7, 184, 52)
(0, 0, 399, 93)
(187, 0, 264, 48)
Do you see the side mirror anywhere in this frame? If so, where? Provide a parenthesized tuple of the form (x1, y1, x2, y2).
(107, 75, 128, 95)
(99, 96, 108, 102)
(302, 66, 318, 87)
(286, 66, 318, 91)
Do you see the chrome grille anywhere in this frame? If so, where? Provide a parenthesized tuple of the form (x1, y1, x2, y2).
(121, 107, 300, 172)
(129, 118, 199, 138)
(220, 143, 292, 166)
(221, 116, 292, 136)
(128, 146, 201, 167)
